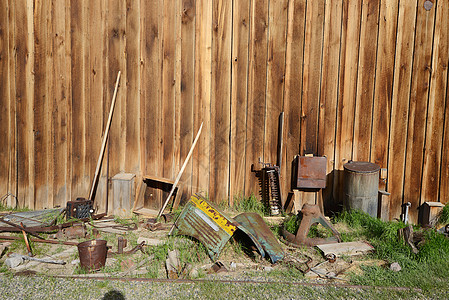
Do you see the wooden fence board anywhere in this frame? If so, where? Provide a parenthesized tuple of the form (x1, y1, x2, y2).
(244, 0, 269, 197)
(179, 0, 196, 201)
(14, 0, 34, 208)
(230, 0, 251, 205)
(301, 0, 325, 156)
(440, 93, 449, 205)
(387, 0, 417, 220)
(210, 0, 232, 203)
(403, 3, 436, 224)
(0, 1, 9, 201)
(422, 1, 449, 203)
(333, 0, 362, 206)
(318, 0, 343, 211)
(193, 0, 212, 195)
(353, 0, 380, 162)
(70, 1, 87, 201)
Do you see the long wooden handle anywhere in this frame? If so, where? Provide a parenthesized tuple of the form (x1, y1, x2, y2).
(88, 71, 121, 202)
(157, 122, 203, 219)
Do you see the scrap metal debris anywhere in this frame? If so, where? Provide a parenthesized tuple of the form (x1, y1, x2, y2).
(282, 204, 341, 247)
(5, 253, 66, 268)
(208, 261, 228, 274)
(234, 212, 284, 263)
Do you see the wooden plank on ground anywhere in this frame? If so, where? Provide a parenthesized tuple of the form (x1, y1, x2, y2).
(352, 0, 380, 162)
(14, 0, 35, 208)
(333, 0, 362, 207)
(387, 0, 417, 220)
(244, 0, 269, 197)
(193, 0, 212, 195)
(179, 0, 196, 202)
(210, 0, 232, 203)
(370, 0, 399, 220)
(318, 0, 343, 212)
(402, 3, 436, 224)
(300, 0, 325, 156)
(52, 0, 71, 208)
(421, 1, 449, 204)
(229, 0, 250, 205)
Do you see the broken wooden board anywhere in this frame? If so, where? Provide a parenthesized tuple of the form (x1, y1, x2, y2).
(1, 208, 65, 228)
(133, 208, 159, 218)
(317, 241, 374, 257)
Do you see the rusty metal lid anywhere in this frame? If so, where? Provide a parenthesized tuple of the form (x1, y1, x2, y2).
(343, 161, 380, 173)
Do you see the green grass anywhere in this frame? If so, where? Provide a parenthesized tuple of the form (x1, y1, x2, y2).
(334, 210, 449, 295)
(232, 194, 268, 216)
(439, 204, 449, 225)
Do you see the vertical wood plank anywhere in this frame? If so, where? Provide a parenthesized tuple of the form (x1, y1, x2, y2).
(370, 0, 398, 220)
(318, 0, 343, 211)
(87, 0, 107, 210)
(0, 1, 9, 200)
(264, 0, 288, 163)
(7, 0, 17, 208)
(15, 0, 35, 208)
(32, 0, 50, 209)
(230, 0, 251, 204)
(210, 0, 232, 203)
(440, 88, 449, 205)
(70, 1, 87, 201)
(244, 0, 269, 197)
(353, 0, 380, 161)
(387, 0, 417, 220)
(125, 0, 141, 175)
(161, 0, 176, 183)
(193, 0, 212, 195)
(179, 0, 195, 201)
(107, 0, 127, 178)
(51, 0, 71, 208)
(403, 2, 436, 223)
(422, 1, 449, 203)
(301, 0, 325, 156)
(333, 0, 362, 206)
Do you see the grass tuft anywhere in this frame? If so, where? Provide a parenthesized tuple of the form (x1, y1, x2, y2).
(233, 194, 268, 216)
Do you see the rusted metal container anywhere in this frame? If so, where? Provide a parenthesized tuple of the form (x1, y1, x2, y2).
(344, 161, 380, 218)
(77, 239, 107, 271)
(294, 156, 327, 189)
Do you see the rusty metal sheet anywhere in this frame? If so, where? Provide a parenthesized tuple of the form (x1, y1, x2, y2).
(170, 195, 238, 261)
(234, 212, 284, 263)
(1, 208, 65, 228)
(295, 156, 327, 189)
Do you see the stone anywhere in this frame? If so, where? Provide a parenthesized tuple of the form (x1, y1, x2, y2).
(390, 262, 401, 272)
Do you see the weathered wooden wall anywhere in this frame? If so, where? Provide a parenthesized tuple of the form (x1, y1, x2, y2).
(1, 0, 448, 223)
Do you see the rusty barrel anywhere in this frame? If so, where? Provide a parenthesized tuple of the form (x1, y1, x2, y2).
(344, 161, 380, 218)
(77, 239, 107, 271)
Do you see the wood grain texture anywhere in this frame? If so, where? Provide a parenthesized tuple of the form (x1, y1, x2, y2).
(282, 0, 306, 201)
(264, 0, 288, 167)
(301, 0, 325, 156)
(193, 0, 212, 195)
(403, 3, 436, 223)
(440, 94, 449, 205)
(387, 0, 417, 220)
(14, 0, 35, 208)
(245, 0, 269, 197)
(210, 0, 232, 203)
(333, 0, 362, 206)
(0, 1, 9, 199)
(51, 0, 71, 208)
(230, 0, 250, 204)
(353, 0, 380, 162)
(318, 0, 343, 212)
(422, 1, 449, 203)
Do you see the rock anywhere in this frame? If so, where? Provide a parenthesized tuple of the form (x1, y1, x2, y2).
(190, 267, 199, 278)
(229, 262, 237, 271)
(390, 262, 401, 272)
(263, 266, 274, 272)
(5, 254, 24, 268)
(137, 237, 165, 246)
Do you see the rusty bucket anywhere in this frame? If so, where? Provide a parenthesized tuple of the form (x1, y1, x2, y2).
(77, 239, 107, 271)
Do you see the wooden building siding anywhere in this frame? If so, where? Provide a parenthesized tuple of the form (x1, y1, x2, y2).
(1, 0, 448, 222)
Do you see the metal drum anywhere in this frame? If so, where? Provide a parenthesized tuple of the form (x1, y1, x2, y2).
(344, 161, 380, 218)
